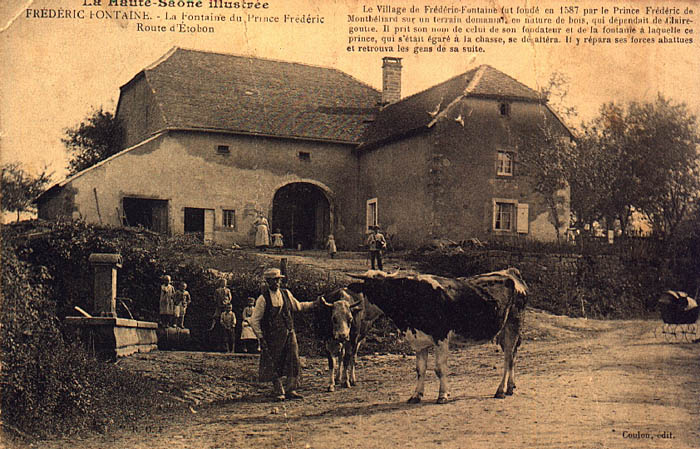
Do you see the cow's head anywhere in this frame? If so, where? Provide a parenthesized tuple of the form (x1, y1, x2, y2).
(322, 288, 364, 344)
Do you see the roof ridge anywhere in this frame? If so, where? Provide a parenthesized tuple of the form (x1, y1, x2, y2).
(164, 47, 379, 93)
(476, 64, 543, 99)
(379, 65, 481, 112)
(144, 46, 179, 71)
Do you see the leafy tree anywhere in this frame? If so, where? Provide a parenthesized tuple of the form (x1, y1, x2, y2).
(573, 103, 637, 232)
(624, 96, 700, 238)
(515, 71, 579, 241)
(539, 71, 578, 124)
(576, 97, 700, 238)
(62, 107, 124, 175)
(1, 163, 52, 222)
(517, 125, 574, 242)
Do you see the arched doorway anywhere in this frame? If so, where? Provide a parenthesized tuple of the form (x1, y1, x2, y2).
(272, 183, 331, 250)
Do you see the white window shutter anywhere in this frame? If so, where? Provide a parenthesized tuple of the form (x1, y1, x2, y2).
(517, 203, 529, 233)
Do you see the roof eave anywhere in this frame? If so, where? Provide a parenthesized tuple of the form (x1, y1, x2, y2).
(161, 126, 361, 146)
(356, 126, 431, 152)
(35, 131, 168, 203)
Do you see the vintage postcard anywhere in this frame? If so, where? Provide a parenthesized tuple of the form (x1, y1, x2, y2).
(1, 0, 699, 447)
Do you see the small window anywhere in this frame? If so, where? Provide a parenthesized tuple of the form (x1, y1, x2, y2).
(499, 102, 511, 117)
(217, 145, 230, 154)
(223, 209, 236, 229)
(494, 201, 515, 231)
(366, 198, 378, 231)
(497, 151, 514, 176)
(298, 151, 311, 162)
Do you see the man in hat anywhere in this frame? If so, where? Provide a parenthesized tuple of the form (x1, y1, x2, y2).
(248, 267, 321, 401)
(366, 226, 387, 270)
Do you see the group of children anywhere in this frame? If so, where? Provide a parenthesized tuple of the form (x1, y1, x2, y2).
(159, 275, 191, 328)
(159, 275, 260, 353)
(267, 229, 337, 257)
(210, 278, 260, 353)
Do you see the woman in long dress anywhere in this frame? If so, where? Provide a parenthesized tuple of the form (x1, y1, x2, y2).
(254, 215, 270, 250)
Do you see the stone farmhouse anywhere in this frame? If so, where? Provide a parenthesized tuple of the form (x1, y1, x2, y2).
(37, 47, 571, 249)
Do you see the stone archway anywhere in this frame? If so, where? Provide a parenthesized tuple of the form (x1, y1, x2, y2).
(272, 182, 332, 250)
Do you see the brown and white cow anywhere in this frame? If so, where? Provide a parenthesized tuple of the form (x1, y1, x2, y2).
(316, 287, 383, 392)
(349, 268, 528, 403)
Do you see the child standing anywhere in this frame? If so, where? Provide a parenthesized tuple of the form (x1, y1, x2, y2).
(159, 275, 176, 327)
(174, 282, 191, 328)
(326, 234, 337, 259)
(240, 297, 260, 353)
(271, 229, 284, 252)
(210, 278, 232, 331)
(220, 303, 237, 353)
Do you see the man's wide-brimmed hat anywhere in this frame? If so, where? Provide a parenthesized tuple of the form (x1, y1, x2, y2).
(263, 268, 285, 279)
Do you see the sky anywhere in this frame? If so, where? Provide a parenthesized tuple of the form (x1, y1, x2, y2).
(1, 0, 699, 183)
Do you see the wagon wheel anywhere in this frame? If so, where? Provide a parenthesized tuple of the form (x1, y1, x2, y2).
(663, 324, 677, 343)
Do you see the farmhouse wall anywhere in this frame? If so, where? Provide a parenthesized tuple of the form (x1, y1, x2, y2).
(358, 133, 434, 248)
(429, 98, 570, 243)
(38, 131, 360, 247)
(117, 76, 166, 149)
(357, 98, 571, 247)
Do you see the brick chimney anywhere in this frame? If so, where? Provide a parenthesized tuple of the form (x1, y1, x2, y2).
(381, 57, 402, 105)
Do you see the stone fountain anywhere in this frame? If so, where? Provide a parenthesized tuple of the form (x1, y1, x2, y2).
(65, 253, 158, 360)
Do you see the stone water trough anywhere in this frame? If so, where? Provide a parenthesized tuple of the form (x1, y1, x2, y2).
(65, 253, 158, 360)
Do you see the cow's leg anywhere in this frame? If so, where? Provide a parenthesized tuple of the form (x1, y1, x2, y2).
(408, 348, 429, 404)
(506, 334, 521, 395)
(435, 337, 450, 404)
(349, 339, 362, 386)
(326, 341, 337, 392)
(495, 324, 517, 399)
(335, 345, 345, 385)
(340, 342, 352, 388)
(337, 344, 350, 388)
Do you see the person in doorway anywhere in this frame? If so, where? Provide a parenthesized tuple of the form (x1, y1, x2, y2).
(366, 226, 387, 270)
(159, 275, 176, 327)
(240, 297, 260, 353)
(220, 303, 237, 353)
(271, 229, 284, 252)
(248, 268, 322, 401)
(254, 214, 270, 251)
(326, 234, 337, 259)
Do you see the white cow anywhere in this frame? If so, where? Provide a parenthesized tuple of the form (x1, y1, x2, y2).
(349, 268, 528, 403)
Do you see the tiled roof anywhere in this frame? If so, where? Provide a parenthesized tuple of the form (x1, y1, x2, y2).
(360, 65, 544, 148)
(137, 48, 381, 143)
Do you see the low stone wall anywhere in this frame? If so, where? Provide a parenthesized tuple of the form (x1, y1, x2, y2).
(412, 249, 687, 319)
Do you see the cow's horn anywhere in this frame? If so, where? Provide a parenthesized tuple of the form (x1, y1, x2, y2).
(349, 299, 363, 310)
(320, 296, 333, 308)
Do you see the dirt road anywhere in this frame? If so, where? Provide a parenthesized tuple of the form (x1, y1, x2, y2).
(35, 310, 699, 449)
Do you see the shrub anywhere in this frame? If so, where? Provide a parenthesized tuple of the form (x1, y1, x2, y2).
(0, 238, 166, 439)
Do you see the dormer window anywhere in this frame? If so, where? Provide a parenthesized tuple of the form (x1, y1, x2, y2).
(216, 145, 230, 154)
(499, 102, 511, 117)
